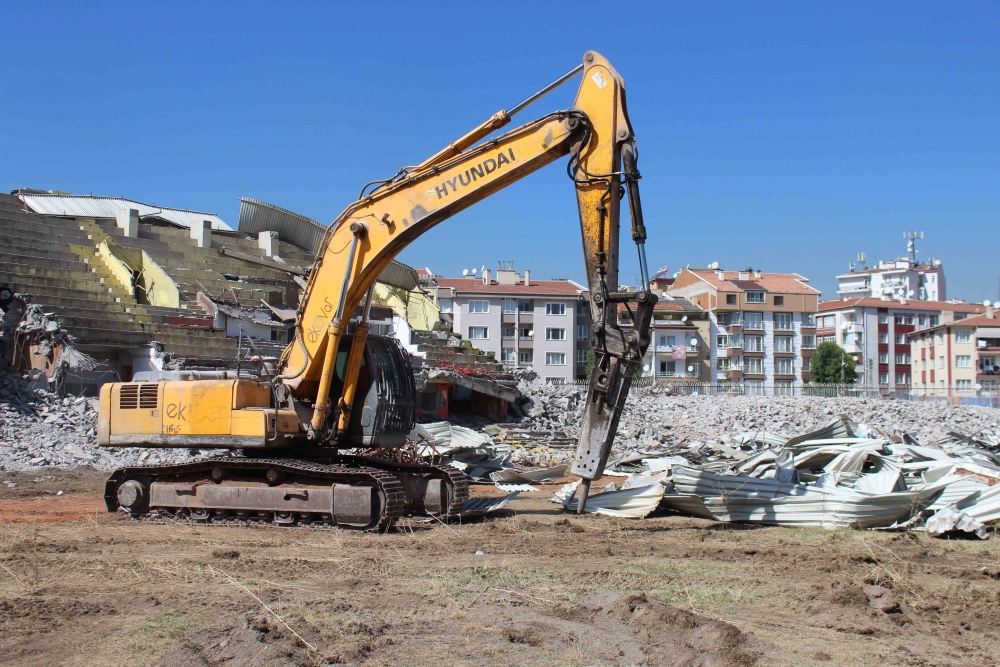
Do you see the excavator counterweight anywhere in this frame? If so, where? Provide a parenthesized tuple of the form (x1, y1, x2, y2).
(98, 50, 656, 529)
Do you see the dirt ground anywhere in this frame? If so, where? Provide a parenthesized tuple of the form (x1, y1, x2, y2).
(1, 468, 999, 667)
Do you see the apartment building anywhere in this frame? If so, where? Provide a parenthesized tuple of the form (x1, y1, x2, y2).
(818, 297, 985, 388)
(909, 305, 1000, 396)
(667, 268, 820, 392)
(430, 264, 589, 384)
(837, 255, 945, 301)
(620, 298, 709, 382)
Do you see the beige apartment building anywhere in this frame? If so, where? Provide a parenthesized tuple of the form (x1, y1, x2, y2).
(428, 264, 590, 384)
(666, 268, 820, 392)
(909, 305, 1000, 396)
(619, 298, 710, 382)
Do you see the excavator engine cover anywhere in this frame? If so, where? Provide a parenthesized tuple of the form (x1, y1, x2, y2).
(334, 334, 415, 447)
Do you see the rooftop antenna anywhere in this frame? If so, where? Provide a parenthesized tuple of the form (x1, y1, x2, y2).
(904, 231, 923, 262)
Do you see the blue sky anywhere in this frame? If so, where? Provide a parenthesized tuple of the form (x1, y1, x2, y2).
(2, 2, 998, 302)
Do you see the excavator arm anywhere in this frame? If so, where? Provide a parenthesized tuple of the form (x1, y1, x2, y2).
(279, 50, 656, 511)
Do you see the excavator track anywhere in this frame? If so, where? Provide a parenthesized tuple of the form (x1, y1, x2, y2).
(336, 455, 470, 519)
(105, 458, 406, 532)
(104, 456, 470, 531)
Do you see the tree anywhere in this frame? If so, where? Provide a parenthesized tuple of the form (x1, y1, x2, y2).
(809, 341, 858, 384)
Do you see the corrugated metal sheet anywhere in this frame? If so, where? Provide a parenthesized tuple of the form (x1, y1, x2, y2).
(238, 197, 326, 255)
(669, 466, 941, 529)
(20, 194, 230, 230)
(459, 492, 519, 516)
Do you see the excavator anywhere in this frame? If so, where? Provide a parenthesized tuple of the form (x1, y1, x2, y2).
(98, 50, 656, 530)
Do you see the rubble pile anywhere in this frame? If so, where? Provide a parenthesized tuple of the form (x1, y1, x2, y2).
(0, 367, 221, 472)
(516, 381, 1000, 451)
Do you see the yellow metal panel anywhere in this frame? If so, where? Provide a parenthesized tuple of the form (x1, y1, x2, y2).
(108, 383, 162, 435)
(232, 381, 271, 409)
(230, 410, 266, 437)
(230, 409, 299, 437)
(162, 380, 233, 435)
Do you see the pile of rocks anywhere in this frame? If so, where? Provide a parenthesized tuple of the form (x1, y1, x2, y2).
(0, 368, 215, 472)
(516, 381, 1000, 451)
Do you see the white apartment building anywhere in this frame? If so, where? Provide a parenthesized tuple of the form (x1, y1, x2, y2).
(837, 257, 945, 301)
(817, 297, 985, 388)
(430, 265, 589, 384)
(909, 305, 1000, 396)
(667, 268, 820, 393)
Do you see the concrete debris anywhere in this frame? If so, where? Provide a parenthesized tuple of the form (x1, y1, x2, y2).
(0, 364, 231, 471)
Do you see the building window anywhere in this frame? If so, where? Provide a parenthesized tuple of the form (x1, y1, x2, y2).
(518, 300, 533, 313)
(822, 315, 836, 328)
(577, 324, 588, 341)
(545, 377, 565, 385)
(501, 298, 517, 314)
(501, 348, 516, 363)
(879, 353, 888, 364)
(879, 313, 888, 324)
(918, 315, 927, 326)
(657, 334, 677, 350)
(469, 300, 490, 314)
(929, 315, 939, 326)
(774, 313, 792, 330)
(773, 295, 784, 307)
(775, 357, 794, 374)
(468, 326, 488, 339)
(726, 294, 737, 305)
(956, 331, 971, 343)
(802, 356, 811, 371)
(956, 355, 972, 368)
(894, 314, 904, 325)
(519, 350, 533, 363)
(843, 332, 862, 345)
(746, 291, 765, 303)
(894, 334, 905, 344)
(746, 380, 764, 395)
(545, 302, 566, 316)
(545, 352, 566, 366)
(744, 335, 762, 352)
(956, 313, 968, 321)
(956, 379, 972, 391)
(879, 373, 889, 385)
(820, 335, 836, 343)
(438, 298, 453, 314)
(804, 313, 816, 326)
(546, 327, 566, 341)
(719, 311, 742, 327)
(501, 326, 514, 338)
(519, 327, 533, 339)
(802, 334, 816, 349)
(746, 357, 763, 374)
(895, 373, 910, 385)
(775, 380, 794, 396)
(774, 336, 792, 353)
(658, 360, 675, 377)
(575, 350, 588, 365)
(895, 354, 910, 364)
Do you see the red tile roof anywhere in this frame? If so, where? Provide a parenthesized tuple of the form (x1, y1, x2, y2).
(433, 277, 586, 296)
(682, 269, 819, 295)
(820, 298, 985, 314)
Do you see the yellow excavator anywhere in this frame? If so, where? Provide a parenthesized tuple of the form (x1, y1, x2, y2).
(98, 50, 656, 529)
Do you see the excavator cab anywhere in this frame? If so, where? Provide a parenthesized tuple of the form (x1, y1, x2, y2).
(330, 334, 415, 447)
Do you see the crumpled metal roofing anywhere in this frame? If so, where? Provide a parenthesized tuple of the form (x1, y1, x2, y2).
(20, 193, 230, 230)
(669, 465, 942, 529)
